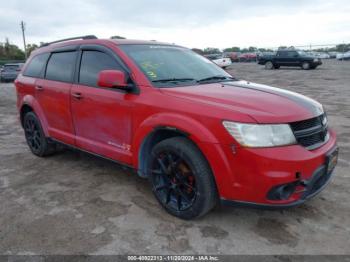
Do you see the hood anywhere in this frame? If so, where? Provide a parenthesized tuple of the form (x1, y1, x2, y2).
(160, 80, 323, 123)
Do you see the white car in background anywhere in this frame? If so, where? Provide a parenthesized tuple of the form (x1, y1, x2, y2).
(316, 52, 331, 59)
(336, 51, 350, 60)
(205, 54, 232, 69)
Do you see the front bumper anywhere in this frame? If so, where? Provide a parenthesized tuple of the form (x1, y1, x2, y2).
(207, 129, 337, 207)
(311, 60, 322, 66)
(221, 152, 337, 209)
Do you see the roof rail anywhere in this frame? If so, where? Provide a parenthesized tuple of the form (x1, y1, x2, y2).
(40, 35, 98, 47)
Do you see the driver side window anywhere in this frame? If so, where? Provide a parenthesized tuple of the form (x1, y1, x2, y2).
(79, 51, 123, 87)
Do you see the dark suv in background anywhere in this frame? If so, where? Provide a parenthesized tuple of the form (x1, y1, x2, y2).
(258, 50, 322, 70)
(0, 63, 24, 82)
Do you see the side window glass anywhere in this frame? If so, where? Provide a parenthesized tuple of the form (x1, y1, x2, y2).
(287, 51, 297, 57)
(45, 52, 76, 82)
(79, 51, 123, 87)
(23, 53, 49, 78)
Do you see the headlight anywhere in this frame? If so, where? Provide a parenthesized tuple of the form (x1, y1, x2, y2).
(313, 58, 319, 62)
(223, 121, 296, 147)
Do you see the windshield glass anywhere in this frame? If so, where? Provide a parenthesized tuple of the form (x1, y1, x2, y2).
(119, 44, 232, 87)
(297, 50, 309, 56)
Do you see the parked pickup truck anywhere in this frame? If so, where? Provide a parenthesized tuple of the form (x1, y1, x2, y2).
(258, 50, 322, 70)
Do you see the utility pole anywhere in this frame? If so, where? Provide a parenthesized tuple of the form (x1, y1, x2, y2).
(20, 21, 27, 60)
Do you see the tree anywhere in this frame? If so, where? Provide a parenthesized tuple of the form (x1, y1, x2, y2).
(110, 35, 126, 39)
(335, 44, 350, 53)
(223, 47, 240, 52)
(26, 44, 38, 57)
(203, 47, 220, 54)
(0, 38, 25, 60)
(248, 46, 257, 52)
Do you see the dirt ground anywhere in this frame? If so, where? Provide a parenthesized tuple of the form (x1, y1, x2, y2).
(0, 60, 349, 255)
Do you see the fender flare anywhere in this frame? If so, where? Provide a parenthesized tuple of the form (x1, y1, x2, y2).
(132, 112, 220, 168)
(20, 95, 49, 136)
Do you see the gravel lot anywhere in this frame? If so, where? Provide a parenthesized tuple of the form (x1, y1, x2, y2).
(0, 60, 349, 255)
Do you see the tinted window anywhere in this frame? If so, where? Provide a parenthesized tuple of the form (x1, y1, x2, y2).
(277, 51, 287, 57)
(79, 51, 123, 87)
(46, 52, 76, 82)
(23, 53, 49, 77)
(286, 51, 297, 57)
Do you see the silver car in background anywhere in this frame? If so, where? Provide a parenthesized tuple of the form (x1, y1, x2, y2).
(0, 63, 24, 82)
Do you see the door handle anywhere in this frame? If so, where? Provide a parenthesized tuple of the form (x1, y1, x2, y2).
(35, 85, 44, 91)
(72, 92, 83, 99)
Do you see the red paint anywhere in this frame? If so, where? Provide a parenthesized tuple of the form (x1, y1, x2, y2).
(15, 39, 337, 206)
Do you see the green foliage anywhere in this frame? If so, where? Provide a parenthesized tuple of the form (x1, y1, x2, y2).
(203, 47, 220, 54)
(0, 38, 25, 60)
(223, 47, 240, 52)
(26, 43, 39, 57)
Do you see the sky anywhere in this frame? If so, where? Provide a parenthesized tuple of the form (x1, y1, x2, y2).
(1, 0, 350, 50)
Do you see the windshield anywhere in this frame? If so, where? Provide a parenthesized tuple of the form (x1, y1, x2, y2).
(297, 50, 309, 56)
(119, 44, 232, 87)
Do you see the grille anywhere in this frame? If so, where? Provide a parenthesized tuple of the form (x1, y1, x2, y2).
(290, 114, 328, 150)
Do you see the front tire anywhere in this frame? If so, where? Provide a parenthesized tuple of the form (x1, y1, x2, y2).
(148, 137, 218, 219)
(265, 61, 274, 69)
(302, 62, 310, 70)
(23, 112, 57, 157)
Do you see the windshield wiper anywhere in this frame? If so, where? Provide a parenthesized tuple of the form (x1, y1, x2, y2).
(152, 78, 196, 83)
(197, 75, 237, 83)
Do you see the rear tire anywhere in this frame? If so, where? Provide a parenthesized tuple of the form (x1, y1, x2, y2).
(148, 137, 218, 219)
(265, 61, 274, 69)
(23, 112, 57, 157)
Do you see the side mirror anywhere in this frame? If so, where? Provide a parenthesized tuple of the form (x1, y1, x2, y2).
(97, 70, 129, 89)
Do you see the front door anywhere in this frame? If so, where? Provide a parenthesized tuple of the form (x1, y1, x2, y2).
(70, 49, 134, 164)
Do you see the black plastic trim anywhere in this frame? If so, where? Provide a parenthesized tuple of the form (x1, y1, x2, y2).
(40, 35, 97, 47)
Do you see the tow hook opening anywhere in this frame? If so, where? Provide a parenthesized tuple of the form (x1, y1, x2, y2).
(267, 180, 306, 201)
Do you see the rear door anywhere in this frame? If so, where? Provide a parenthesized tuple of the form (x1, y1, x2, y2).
(70, 46, 134, 164)
(285, 51, 299, 66)
(35, 50, 77, 144)
(275, 51, 288, 65)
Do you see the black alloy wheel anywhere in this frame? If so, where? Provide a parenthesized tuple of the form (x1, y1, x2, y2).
(148, 137, 218, 219)
(23, 112, 57, 157)
(151, 151, 197, 212)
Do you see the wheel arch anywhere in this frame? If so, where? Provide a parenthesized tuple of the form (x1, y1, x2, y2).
(20, 95, 49, 136)
(133, 113, 220, 178)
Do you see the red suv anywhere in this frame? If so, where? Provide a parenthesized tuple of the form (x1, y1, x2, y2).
(15, 36, 338, 219)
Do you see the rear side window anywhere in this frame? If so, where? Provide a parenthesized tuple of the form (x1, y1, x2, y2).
(286, 51, 297, 57)
(23, 53, 49, 77)
(45, 52, 76, 82)
(277, 51, 287, 57)
(79, 51, 123, 87)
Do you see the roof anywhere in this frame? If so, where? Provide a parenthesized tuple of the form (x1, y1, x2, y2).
(32, 37, 179, 56)
(109, 39, 174, 46)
